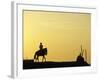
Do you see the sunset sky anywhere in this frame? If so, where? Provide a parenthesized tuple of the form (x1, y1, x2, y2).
(23, 10, 91, 64)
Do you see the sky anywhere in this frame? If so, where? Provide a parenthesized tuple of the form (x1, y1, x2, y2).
(23, 10, 91, 64)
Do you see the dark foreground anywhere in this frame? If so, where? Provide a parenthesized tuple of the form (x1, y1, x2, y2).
(23, 60, 90, 69)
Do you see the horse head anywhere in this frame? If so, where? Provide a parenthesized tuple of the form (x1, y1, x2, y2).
(43, 48, 47, 55)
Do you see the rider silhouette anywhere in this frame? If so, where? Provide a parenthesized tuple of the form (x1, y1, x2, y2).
(39, 42, 43, 50)
(39, 42, 43, 54)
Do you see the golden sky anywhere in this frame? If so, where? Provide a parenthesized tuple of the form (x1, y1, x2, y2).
(23, 10, 91, 64)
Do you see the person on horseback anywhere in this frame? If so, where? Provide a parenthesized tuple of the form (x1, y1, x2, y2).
(39, 42, 43, 54)
(33, 42, 47, 62)
(39, 42, 43, 50)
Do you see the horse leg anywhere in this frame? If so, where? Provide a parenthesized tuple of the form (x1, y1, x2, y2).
(34, 53, 37, 62)
(42, 56, 46, 62)
(37, 56, 39, 62)
(42, 56, 43, 62)
(35, 56, 37, 62)
(42, 56, 44, 62)
(45, 57, 46, 62)
(44, 56, 46, 62)
(33, 57, 35, 62)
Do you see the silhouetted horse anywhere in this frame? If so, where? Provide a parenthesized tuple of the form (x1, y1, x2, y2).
(33, 48, 47, 62)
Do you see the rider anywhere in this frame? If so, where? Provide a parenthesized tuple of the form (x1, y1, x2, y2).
(39, 42, 43, 54)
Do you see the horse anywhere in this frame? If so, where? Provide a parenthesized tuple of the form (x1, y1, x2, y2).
(33, 48, 47, 62)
